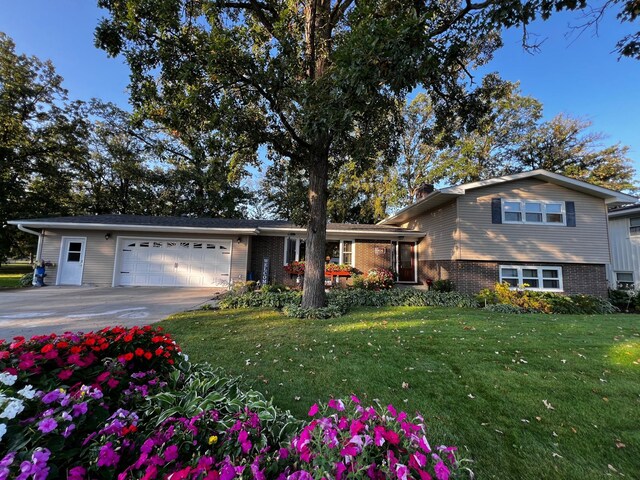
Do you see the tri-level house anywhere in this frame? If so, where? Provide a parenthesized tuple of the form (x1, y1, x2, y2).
(9, 169, 636, 296)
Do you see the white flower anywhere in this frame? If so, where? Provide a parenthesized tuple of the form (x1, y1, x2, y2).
(0, 399, 24, 420)
(0, 423, 6, 442)
(0, 373, 17, 387)
(17, 385, 37, 400)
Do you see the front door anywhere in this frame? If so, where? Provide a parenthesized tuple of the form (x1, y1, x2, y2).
(398, 242, 415, 282)
(58, 238, 86, 285)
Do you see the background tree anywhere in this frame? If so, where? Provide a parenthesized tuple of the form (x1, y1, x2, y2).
(0, 33, 88, 262)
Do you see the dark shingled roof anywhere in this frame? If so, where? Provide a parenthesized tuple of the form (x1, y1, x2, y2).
(11, 214, 416, 233)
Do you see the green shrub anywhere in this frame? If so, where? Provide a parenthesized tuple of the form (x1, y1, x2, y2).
(231, 280, 257, 294)
(261, 283, 290, 293)
(219, 291, 302, 309)
(327, 289, 479, 309)
(282, 304, 346, 319)
(19, 272, 33, 287)
(480, 282, 617, 314)
(432, 279, 455, 292)
(608, 288, 636, 312)
(484, 303, 528, 314)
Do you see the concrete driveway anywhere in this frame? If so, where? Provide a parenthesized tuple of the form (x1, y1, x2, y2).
(0, 286, 222, 340)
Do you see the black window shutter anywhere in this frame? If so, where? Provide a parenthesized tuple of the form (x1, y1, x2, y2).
(491, 198, 502, 224)
(566, 201, 576, 227)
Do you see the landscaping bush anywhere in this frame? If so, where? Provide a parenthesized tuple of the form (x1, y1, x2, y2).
(0, 328, 469, 479)
(431, 279, 455, 292)
(478, 282, 617, 314)
(608, 288, 637, 312)
(282, 304, 346, 319)
(19, 272, 33, 287)
(328, 289, 479, 309)
(483, 303, 528, 314)
(219, 291, 302, 310)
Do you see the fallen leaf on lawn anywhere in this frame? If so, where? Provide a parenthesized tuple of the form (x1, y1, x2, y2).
(481, 423, 489, 426)
(571, 427, 577, 433)
(543, 399, 555, 410)
(494, 429, 503, 434)
(521, 419, 529, 423)
(552, 453, 563, 459)
(552, 431, 558, 437)
(615, 441, 626, 449)
(402, 382, 409, 389)
(603, 397, 609, 402)
(561, 359, 567, 364)
(535, 417, 542, 422)
(294, 396, 301, 401)
(467, 393, 475, 399)
(608, 464, 618, 473)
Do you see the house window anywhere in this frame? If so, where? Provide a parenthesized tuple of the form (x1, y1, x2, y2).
(342, 241, 353, 265)
(616, 272, 634, 289)
(284, 238, 353, 266)
(502, 200, 565, 225)
(630, 218, 640, 235)
(499, 265, 563, 291)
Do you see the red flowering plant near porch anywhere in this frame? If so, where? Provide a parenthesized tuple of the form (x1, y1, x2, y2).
(324, 263, 354, 274)
(284, 261, 305, 276)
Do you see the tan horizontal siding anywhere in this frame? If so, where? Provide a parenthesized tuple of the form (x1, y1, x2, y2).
(41, 229, 249, 286)
(402, 200, 458, 261)
(458, 178, 610, 263)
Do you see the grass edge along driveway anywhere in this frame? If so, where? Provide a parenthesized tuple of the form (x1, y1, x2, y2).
(158, 306, 640, 480)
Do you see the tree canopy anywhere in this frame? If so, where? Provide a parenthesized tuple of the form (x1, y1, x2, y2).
(94, 0, 639, 307)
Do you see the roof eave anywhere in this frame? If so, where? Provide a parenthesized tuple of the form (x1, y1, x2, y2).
(257, 227, 425, 237)
(378, 192, 460, 226)
(7, 221, 260, 235)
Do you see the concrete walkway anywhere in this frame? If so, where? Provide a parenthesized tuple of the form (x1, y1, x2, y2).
(0, 286, 222, 340)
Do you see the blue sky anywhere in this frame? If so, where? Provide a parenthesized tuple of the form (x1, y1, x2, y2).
(1, 1, 639, 170)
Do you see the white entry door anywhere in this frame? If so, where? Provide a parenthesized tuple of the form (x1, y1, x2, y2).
(58, 237, 86, 285)
(115, 239, 232, 287)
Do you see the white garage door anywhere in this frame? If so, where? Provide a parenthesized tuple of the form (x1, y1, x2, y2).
(116, 239, 232, 287)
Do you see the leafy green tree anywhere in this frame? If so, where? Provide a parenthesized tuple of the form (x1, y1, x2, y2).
(517, 114, 637, 192)
(96, 0, 616, 307)
(0, 33, 88, 262)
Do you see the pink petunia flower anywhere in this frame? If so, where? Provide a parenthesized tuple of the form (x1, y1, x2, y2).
(308, 404, 319, 416)
(434, 461, 450, 480)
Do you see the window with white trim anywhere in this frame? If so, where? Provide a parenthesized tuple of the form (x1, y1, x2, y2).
(284, 238, 353, 266)
(502, 200, 565, 225)
(615, 272, 634, 289)
(499, 265, 563, 291)
(629, 217, 640, 235)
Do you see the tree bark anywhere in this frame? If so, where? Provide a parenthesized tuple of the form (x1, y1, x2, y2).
(302, 150, 329, 308)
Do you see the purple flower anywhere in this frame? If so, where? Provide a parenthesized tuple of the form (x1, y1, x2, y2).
(63, 424, 76, 438)
(327, 399, 345, 411)
(37, 418, 58, 434)
(287, 471, 314, 480)
(97, 442, 120, 467)
(0, 452, 15, 468)
(41, 390, 62, 404)
(32, 449, 50, 464)
(308, 404, 319, 416)
(434, 461, 450, 480)
(163, 445, 178, 462)
(68, 466, 86, 480)
(72, 402, 88, 417)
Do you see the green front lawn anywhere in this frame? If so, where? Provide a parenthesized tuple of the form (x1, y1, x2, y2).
(159, 307, 640, 480)
(0, 263, 31, 288)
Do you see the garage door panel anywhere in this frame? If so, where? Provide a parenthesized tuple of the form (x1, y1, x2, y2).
(116, 238, 232, 287)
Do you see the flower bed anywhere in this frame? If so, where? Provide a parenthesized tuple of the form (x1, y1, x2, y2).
(0, 328, 469, 479)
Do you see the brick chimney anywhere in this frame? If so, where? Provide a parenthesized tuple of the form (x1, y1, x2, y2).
(415, 184, 435, 201)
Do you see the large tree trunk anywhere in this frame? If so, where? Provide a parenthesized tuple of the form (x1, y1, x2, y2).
(302, 151, 329, 308)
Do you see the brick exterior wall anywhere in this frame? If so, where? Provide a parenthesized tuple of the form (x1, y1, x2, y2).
(248, 236, 286, 284)
(419, 260, 608, 297)
(354, 240, 394, 274)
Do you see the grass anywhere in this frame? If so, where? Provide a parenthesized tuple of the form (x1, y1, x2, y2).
(0, 263, 31, 288)
(158, 307, 640, 480)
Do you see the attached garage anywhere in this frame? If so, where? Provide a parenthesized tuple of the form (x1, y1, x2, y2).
(115, 238, 233, 287)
